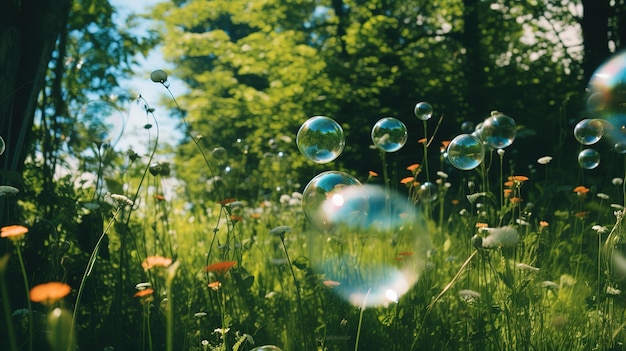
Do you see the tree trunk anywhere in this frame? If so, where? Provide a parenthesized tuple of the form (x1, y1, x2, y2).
(581, 0, 611, 84)
(0, 0, 71, 224)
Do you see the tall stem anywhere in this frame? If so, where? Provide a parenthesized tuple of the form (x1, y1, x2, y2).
(16, 245, 33, 351)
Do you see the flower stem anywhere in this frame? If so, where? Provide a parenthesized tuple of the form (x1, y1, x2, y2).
(16, 245, 33, 351)
(0, 254, 18, 351)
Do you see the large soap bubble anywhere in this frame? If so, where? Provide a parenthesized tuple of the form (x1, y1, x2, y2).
(578, 148, 600, 169)
(308, 185, 430, 307)
(371, 117, 408, 152)
(478, 112, 516, 149)
(574, 119, 604, 145)
(0, 136, 4, 155)
(296, 116, 345, 164)
(302, 171, 365, 233)
(586, 50, 626, 147)
(447, 134, 485, 170)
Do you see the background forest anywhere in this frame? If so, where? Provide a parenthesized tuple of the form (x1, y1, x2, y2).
(1, 0, 626, 350)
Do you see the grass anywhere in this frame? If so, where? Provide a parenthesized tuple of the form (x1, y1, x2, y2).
(2, 89, 626, 351)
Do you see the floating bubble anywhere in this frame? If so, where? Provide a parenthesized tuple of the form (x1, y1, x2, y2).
(0, 136, 4, 155)
(250, 346, 282, 351)
(414, 102, 433, 121)
(478, 112, 516, 149)
(371, 117, 408, 152)
(615, 142, 626, 154)
(418, 182, 438, 203)
(578, 149, 600, 169)
(447, 134, 485, 170)
(308, 185, 430, 307)
(302, 171, 365, 233)
(296, 116, 345, 164)
(574, 119, 604, 145)
(461, 121, 475, 133)
(586, 50, 626, 147)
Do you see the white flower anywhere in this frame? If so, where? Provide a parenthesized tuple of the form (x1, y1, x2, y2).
(537, 156, 553, 165)
(541, 281, 559, 290)
(606, 286, 621, 295)
(597, 193, 610, 200)
(110, 194, 133, 207)
(516, 263, 539, 272)
(592, 225, 608, 234)
(437, 171, 449, 179)
(482, 226, 519, 248)
(279, 194, 291, 204)
(459, 289, 481, 301)
(613, 178, 624, 186)
(516, 218, 529, 226)
(497, 149, 505, 156)
(0, 185, 19, 196)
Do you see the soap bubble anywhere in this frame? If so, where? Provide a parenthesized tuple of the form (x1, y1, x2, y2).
(302, 171, 365, 233)
(578, 149, 600, 169)
(371, 117, 408, 152)
(250, 346, 282, 351)
(478, 112, 516, 149)
(586, 50, 626, 147)
(574, 119, 604, 145)
(0, 136, 4, 155)
(296, 116, 345, 164)
(418, 182, 438, 203)
(461, 121, 475, 133)
(447, 134, 485, 170)
(414, 102, 433, 121)
(308, 185, 430, 307)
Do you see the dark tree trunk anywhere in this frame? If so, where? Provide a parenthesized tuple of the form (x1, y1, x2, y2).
(0, 0, 71, 225)
(581, 0, 611, 84)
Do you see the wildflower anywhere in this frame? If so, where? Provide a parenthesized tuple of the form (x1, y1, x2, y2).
(279, 194, 291, 204)
(29, 282, 71, 304)
(323, 280, 341, 288)
(497, 148, 505, 156)
(539, 220, 549, 227)
(194, 312, 208, 318)
(459, 289, 481, 302)
(269, 225, 291, 240)
(451, 199, 460, 205)
(597, 193, 610, 200)
(606, 286, 621, 295)
(613, 178, 624, 186)
(110, 194, 133, 207)
(406, 164, 420, 172)
(475, 222, 489, 229)
(503, 189, 513, 198)
(368, 170, 378, 177)
(400, 176, 415, 185)
(203, 261, 237, 275)
(574, 211, 588, 218)
(1, 225, 28, 241)
(510, 197, 523, 205)
(208, 281, 222, 290)
(508, 175, 529, 183)
(537, 156, 553, 165)
(441, 140, 451, 149)
(141, 255, 172, 270)
(515, 218, 529, 226)
(436, 171, 448, 179)
(135, 282, 152, 290)
(0, 185, 19, 196)
(154, 194, 166, 201)
(592, 225, 608, 234)
(573, 186, 590, 195)
(230, 215, 243, 222)
(134, 288, 154, 298)
(503, 181, 515, 187)
(217, 198, 237, 205)
(516, 263, 540, 272)
(418, 138, 427, 144)
(481, 226, 519, 248)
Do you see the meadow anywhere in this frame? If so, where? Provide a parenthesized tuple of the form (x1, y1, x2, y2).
(2, 52, 626, 351)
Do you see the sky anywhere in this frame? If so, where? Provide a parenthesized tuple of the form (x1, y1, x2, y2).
(107, 0, 184, 155)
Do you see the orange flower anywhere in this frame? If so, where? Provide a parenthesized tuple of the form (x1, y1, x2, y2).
(134, 288, 154, 298)
(539, 221, 549, 227)
(141, 255, 173, 270)
(323, 280, 341, 288)
(503, 189, 513, 198)
(475, 223, 489, 228)
(573, 186, 590, 195)
(230, 215, 243, 222)
(250, 213, 261, 219)
(441, 140, 451, 149)
(575, 211, 588, 218)
(510, 197, 522, 204)
(154, 194, 166, 201)
(30, 282, 71, 304)
(204, 261, 237, 275)
(400, 176, 415, 185)
(368, 170, 378, 177)
(208, 281, 222, 290)
(508, 175, 529, 182)
(503, 181, 515, 187)
(406, 164, 420, 172)
(1, 225, 28, 241)
(217, 198, 237, 205)
(418, 138, 427, 144)
(451, 199, 460, 205)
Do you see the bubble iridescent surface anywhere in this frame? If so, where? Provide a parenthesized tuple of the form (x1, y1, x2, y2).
(574, 119, 604, 145)
(478, 113, 516, 149)
(577, 149, 600, 169)
(0, 136, 4, 155)
(447, 134, 485, 170)
(371, 117, 408, 152)
(586, 51, 626, 147)
(296, 116, 345, 164)
(418, 182, 438, 203)
(250, 346, 282, 351)
(461, 121, 475, 133)
(302, 171, 365, 233)
(414, 102, 433, 121)
(308, 185, 430, 307)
